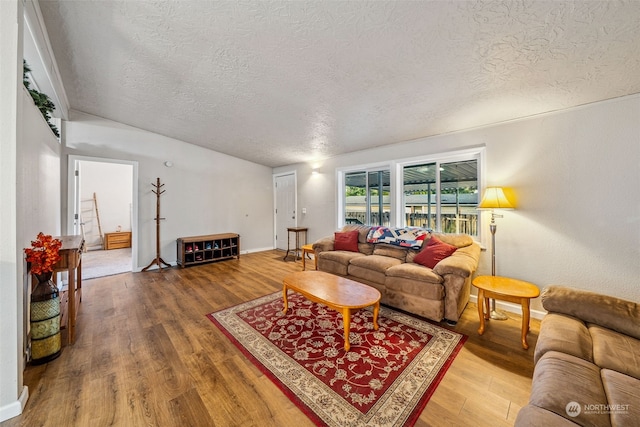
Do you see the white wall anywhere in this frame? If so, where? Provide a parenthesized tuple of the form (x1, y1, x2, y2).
(79, 161, 133, 247)
(1, 42, 62, 427)
(18, 89, 62, 239)
(62, 111, 274, 270)
(0, 1, 24, 420)
(275, 95, 640, 311)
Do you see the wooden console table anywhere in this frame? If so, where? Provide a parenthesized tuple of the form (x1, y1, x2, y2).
(52, 235, 84, 345)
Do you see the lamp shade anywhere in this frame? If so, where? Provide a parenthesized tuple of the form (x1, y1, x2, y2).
(478, 187, 515, 209)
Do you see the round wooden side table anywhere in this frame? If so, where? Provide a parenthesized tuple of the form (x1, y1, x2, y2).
(472, 275, 540, 349)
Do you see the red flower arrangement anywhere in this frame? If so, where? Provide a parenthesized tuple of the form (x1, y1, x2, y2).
(24, 232, 62, 275)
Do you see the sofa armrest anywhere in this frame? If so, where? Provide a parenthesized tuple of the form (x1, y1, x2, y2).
(433, 243, 481, 278)
(312, 237, 334, 254)
(542, 285, 640, 340)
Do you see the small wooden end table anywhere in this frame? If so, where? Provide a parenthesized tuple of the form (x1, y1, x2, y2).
(301, 244, 317, 270)
(472, 275, 540, 349)
(284, 227, 308, 262)
(282, 271, 381, 351)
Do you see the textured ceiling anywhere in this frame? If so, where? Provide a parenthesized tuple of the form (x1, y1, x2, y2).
(39, 0, 640, 167)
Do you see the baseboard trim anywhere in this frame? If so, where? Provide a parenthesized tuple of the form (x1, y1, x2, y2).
(243, 246, 275, 254)
(0, 386, 28, 422)
(469, 294, 546, 320)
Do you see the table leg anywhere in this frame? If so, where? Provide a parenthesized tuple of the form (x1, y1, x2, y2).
(521, 297, 531, 350)
(343, 308, 351, 351)
(283, 230, 291, 261)
(78, 257, 82, 302)
(372, 302, 380, 330)
(68, 266, 75, 344)
(477, 289, 486, 335)
(302, 249, 307, 270)
(282, 286, 289, 313)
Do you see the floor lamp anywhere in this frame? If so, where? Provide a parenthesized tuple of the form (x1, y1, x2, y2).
(478, 187, 515, 320)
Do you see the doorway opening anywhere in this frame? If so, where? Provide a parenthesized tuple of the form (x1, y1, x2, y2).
(68, 156, 138, 279)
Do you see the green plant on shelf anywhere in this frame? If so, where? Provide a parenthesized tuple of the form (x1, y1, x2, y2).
(23, 60, 60, 137)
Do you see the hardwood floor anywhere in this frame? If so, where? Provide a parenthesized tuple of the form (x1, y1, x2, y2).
(2, 250, 539, 427)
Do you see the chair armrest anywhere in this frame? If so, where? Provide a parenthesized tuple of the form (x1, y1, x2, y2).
(312, 237, 334, 254)
(542, 285, 640, 340)
(433, 243, 481, 278)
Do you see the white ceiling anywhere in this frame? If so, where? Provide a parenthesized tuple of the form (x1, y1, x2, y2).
(38, 0, 640, 168)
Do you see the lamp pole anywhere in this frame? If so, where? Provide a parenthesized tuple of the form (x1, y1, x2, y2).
(489, 211, 508, 320)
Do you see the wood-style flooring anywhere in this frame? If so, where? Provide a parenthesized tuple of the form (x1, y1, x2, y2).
(2, 250, 539, 427)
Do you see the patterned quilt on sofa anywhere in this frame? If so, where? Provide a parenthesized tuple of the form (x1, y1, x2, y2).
(366, 226, 430, 249)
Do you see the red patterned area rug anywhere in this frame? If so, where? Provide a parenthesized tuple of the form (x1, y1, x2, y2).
(208, 292, 466, 427)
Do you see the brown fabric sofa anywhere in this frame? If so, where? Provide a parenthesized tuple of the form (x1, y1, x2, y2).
(515, 285, 640, 427)
(312, 225, 481, 324)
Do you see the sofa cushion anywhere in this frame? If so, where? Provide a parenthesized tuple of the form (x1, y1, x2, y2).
(349, 254, 402, 274)
(529, 351, 611, 427)
(413, 236, 457, 269)
(373, 244, 407, 261)
(542, 285, 640, 340)
(385, 275, 444, 301)
(534, 313, 593, 364)
(341, 225, 370, 243)
(590, 324, 640, 380)
(434, 232, 473, 248)
(357, 242, 374, 255)
(432, 243, 481, 278)
(334, 230, 359, 252)
(405, 249, 420, 263)
(601, 369, 640, 426)
(317, 251, 365, 276)
(385, 263, 443, 284)
(347, 265, 387, 287)
(384, 289, 445, 321)
(348, 255, 402, 286)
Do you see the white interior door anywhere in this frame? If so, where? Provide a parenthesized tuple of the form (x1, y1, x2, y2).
(275, 173, 296, 250)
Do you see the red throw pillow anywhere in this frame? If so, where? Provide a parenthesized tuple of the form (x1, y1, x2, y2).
(334, 230, 359, 252)
(413, 236, 457, 269)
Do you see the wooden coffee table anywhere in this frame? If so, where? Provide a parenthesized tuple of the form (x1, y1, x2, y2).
(472, 275, 540, 349)
(282, 271, 381, 351)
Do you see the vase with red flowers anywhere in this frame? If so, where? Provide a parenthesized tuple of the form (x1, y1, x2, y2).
(25, 232, 63, 364)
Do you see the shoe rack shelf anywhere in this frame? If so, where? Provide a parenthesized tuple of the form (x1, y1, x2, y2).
(176, 233, 240, 268)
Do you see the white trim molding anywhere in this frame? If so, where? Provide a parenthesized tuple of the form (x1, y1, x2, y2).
(0, 386, 28, 423)
(23, 0, 69, 120)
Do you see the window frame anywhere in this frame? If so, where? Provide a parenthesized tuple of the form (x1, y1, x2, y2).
(337, 161, 393, 229)
(337, 147, 485, 239)
(397, 148, 484, 236)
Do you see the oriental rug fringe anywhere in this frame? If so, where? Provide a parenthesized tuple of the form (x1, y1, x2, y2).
(208, 292, 466, 427)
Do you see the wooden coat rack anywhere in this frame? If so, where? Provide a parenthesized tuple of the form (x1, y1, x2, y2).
(142, 178, 171, 271)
